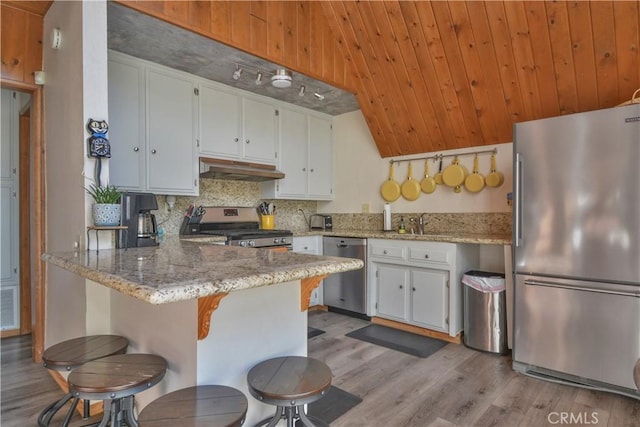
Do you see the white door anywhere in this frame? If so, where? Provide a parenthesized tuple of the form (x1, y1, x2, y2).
(0, 89, 20, 330)
(146, 69, 197, 194)
(199, 84, 241, 159)
(308, 115, 333, 199)
(376, 264, 408, 321)
(108, 58, 145, 190)
(242, 98, 276, 164)
(410, 268, 449, 331)
(277, 108, 308, 197)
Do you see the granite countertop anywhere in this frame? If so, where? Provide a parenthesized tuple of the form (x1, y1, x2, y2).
(292, 229, 512, 245)
(42, 236, 363, 305)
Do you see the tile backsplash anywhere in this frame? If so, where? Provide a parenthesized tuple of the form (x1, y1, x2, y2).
(155, 179, 511, 236)
(155, 178, 317, 234)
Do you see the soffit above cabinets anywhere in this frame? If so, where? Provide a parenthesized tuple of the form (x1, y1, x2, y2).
(106, 2, 359, 116)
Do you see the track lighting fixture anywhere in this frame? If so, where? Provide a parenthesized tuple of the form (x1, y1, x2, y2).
(314, 89, 325, 100)
(255, 71, 263, 85)
(232, 65, 243, 80)
(299, 85, 306, 97)
(271, 68, 293, 88)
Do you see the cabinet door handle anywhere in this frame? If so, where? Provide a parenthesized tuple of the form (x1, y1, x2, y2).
(133, 147, 139, 152)
(383, 250, 388, 254)
(304, 246, 308, 250)
(399, 285, 403, 289)
(302, 168, 306, 172)
(412, 287, 416, 291)
(424, 254, 429, 259)
(234, 138, 239, 142)
(151, 149, 157, 154)
(310, 168, 314, 172)
(245, 139, 250, 144)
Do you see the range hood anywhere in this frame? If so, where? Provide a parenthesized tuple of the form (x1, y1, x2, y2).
(199, 158, 285, 182)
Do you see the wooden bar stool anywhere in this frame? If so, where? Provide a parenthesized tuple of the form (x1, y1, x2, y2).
(138, 385, 248, 426)
(68, 353, 167, 427)
(247, 356, 332, 427)
(38, 335, 129, 427)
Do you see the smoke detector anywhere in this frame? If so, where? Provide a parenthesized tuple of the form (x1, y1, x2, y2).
(271, 69, 292, 88)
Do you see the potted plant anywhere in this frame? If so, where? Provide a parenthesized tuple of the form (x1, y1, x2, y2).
(86, 183, 122, 226)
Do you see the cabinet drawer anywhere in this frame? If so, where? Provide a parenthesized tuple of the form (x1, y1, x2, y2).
(292, 237, 320, 254)
(371, 245, 406, 260)
(408, 247, 450, 265)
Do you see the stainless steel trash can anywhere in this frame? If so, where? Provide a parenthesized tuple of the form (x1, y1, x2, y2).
(462, 270, 507, 354)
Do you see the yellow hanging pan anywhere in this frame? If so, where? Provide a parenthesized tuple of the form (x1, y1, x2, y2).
(401, 161, 421, 201)
(434, 158, 444, 185)
(485, 153, 504, 188)
(420, 160, 436, 194)
(380, 162, 401, 202)
(464, 154, 485, 193)
(442, 156, 468, 188)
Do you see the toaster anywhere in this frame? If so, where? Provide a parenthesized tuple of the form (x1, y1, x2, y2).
(310, 214, 332, 230)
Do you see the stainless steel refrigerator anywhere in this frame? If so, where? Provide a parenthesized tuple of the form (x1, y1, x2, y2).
(512, 104, 640, 398)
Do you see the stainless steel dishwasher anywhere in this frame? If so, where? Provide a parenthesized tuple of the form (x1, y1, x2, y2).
(323, 237, 367, 315)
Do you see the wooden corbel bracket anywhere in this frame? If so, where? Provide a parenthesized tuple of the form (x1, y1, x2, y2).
(300, 275, 327, 311)
(197, 293, 228, 340)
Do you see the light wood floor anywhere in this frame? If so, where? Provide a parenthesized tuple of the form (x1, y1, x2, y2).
(307, 311, 640, 427)
(2, 312, 639, 426)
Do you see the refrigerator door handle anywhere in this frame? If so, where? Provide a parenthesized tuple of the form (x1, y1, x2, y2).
(524, 279, 640, 298)
(514, 152, 522, 247)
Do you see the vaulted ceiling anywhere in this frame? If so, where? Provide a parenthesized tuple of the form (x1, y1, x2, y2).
(321, 1, 640, 156)
(8, 1, 640, 158)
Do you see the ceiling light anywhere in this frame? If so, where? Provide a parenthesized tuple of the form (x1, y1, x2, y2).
(314, 89, 325, 100)
(299, 85, 305, 97)
(255, 71, 263, 85)
(271, 68, 292, 88)
(232, 65, 243, 80)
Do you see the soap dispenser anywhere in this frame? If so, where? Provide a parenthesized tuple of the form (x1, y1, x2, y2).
(398, 216, 406, 234)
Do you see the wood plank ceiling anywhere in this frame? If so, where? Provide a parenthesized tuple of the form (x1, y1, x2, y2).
(322, 1, 640, 157)
(9, 1, 639, 157)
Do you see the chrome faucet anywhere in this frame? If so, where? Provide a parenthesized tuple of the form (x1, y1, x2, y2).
(418, 213, 428, 235)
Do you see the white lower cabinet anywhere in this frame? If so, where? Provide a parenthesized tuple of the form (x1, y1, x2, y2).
(369, 239, 478, 337)
(292, 236, 323, 307)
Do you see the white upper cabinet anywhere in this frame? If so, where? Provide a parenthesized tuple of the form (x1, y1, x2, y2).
(108, 52, 199, 196)
(199, 84, 241, 159)
(146, 69, 198, 194)
(308, 115, 333, 199)
(199, 84, 276, 165)
(275, 108, 308, 197)
(262, 105, 333, 200)
(108, 58, 145, 189)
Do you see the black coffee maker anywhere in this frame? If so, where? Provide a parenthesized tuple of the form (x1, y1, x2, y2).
(119, 192, 159, 248)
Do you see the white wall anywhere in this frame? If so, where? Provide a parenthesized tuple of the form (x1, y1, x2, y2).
(319, 110, 513, 215)
(43, 1, 111, 345)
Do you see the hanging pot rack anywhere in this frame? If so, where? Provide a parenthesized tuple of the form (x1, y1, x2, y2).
(388, 148, 498, 165)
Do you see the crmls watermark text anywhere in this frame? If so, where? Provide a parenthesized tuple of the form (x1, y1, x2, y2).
(547, 411, 599, 425)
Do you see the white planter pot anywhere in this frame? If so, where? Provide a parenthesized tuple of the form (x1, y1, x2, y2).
(92, 203, 121, 226)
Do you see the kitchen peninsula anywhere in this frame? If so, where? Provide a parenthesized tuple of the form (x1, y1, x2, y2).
(43, 237, 363, 425)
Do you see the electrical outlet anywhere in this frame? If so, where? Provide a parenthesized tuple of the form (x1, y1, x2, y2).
(361, 203, 370, 213)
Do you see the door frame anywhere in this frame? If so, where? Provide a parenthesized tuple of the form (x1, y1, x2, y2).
(1, 78, 45, 363)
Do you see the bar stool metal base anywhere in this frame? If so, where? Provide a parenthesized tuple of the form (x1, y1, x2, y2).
(254, 405, 329, 427)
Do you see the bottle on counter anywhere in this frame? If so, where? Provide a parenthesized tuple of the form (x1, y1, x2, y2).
(398, 216, 406, 234)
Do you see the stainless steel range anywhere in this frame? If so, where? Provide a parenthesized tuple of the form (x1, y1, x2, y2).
(180, 206, 292, 249)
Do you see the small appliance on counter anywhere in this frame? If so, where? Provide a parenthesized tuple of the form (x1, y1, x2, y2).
(119, 192, 159, 248)
(310, 214, 332, 230)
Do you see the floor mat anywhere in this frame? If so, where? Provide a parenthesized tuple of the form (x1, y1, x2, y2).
(345, 324, 447, 358)
(296, 385, 362, 426)
(308, 327, 326, 339)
